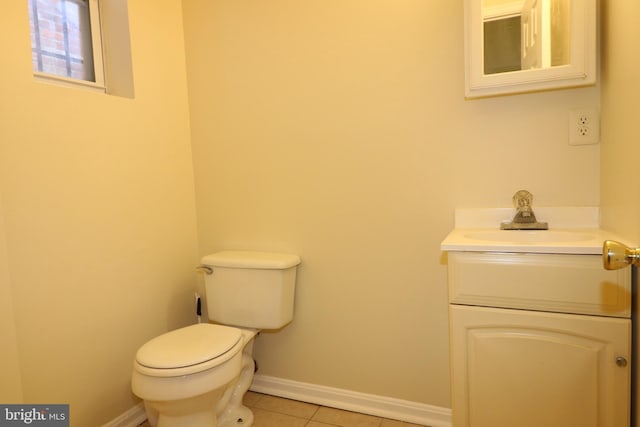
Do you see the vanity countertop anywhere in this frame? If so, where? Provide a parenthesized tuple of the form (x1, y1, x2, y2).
(441, 208, 636, 255)
(440, 227, 633, 255)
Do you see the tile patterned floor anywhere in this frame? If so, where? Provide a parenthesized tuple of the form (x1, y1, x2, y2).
(137, 391, 429, 427)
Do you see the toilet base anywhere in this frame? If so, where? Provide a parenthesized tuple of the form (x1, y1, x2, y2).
(143, 387, 223, 427)
(217, 404, 253, 427)
(141, 329, 259, 427)
(217, 337, 257, 427)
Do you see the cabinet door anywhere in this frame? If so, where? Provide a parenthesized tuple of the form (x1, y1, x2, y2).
(450, 305, 630, 427)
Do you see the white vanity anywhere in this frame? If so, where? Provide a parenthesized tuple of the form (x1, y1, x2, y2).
(441, 208, 634, 427)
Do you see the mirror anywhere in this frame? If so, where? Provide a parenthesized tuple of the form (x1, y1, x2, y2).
(464, 0, 596, 98)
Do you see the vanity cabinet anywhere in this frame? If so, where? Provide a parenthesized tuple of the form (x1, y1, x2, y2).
(447, 252, 631, 427)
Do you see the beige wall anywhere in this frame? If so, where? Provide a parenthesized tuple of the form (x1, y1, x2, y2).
(0, 1, 199, 425)
(600, 0, 640, 239)
(183, 0, 600, 407)
(0, 195, 23, 403)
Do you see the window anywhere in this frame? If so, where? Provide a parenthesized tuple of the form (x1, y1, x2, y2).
(27, 0, 105, 89)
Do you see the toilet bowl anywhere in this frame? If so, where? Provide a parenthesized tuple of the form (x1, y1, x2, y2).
(132, 324, 258, 427)
(131, 251, 300, 427)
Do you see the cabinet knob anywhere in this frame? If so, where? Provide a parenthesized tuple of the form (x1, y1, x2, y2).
(616, 356, 628, 367)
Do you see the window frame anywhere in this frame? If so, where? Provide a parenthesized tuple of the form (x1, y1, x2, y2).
(30, 0, 106, 92)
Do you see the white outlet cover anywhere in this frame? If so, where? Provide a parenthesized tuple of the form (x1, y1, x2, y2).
(569, 109, 600, 145)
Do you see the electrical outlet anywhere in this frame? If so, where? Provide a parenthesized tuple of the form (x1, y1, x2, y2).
(569, 109, 599, 145)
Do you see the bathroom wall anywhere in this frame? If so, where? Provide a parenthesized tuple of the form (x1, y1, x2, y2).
(183, 0, 600, 408)
(0, 1, 199, 425)
(0, 196, 23, 403)
(600, 0, 640, 241)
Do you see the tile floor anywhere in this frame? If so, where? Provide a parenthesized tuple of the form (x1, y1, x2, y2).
(137, 391, 430, 427)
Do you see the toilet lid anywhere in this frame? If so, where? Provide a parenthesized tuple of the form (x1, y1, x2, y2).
(135, 324, 242, 369)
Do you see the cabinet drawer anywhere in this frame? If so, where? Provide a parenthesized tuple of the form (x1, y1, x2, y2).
(448, 252, 631, 317)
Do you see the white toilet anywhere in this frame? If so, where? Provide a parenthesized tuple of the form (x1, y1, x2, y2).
(131, 250, 301, 427)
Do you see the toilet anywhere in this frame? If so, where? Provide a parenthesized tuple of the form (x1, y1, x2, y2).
(131, 251, 301, 427)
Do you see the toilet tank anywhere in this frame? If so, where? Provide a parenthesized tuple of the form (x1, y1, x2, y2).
(201, 251, 301, 330)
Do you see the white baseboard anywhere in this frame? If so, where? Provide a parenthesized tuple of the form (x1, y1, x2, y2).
(101, 402, 146, 427)
(250, 374, 452, 427)
(105, 376, 452, 427)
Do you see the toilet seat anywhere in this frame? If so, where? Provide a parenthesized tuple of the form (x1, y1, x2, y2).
(135, 323, 243, 377)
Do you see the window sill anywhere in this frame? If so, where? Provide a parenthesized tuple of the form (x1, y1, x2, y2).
(34, 72, 106, 94)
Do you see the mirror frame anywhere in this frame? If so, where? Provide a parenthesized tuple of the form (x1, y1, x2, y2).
(464, 0, 596, 98)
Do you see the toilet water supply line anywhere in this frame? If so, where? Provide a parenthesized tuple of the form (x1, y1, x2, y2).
(194, 265, 212, 324)
(195, 292, 202, 323)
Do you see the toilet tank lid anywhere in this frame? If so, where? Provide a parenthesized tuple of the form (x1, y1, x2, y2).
(201, 251, 301, 269)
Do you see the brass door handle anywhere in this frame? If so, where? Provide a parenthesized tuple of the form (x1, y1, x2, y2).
(602, 240, 640, 270)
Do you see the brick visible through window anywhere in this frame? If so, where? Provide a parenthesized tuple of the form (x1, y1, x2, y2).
(27, 0, 102, 84)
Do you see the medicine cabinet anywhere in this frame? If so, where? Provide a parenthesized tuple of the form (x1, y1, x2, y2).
(464, 0, 597, 98)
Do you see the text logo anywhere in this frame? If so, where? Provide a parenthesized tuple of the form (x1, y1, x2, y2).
(0, 405, 69, 426)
